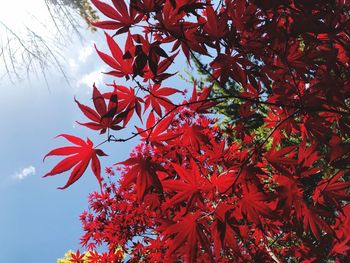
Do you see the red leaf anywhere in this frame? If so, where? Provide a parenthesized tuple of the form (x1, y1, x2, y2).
(92, 84, 107, 117)
(91, 0, 142, 32)
(144, 84, 178, 116)
(162, 160, 211, 207)
(188, 81, 215, 113)
(136, 112, 179, 144)
(313, 171, 350, 207)
(44, 134, 106, 189)
(180, 123, 210, 152)
(75, 84, 122, 133)
(117, 154, 162, 200)
(95, 33, 134, 78)
(108, 83, 144, 126)
(237, 185, 274, 225)
(300, 204, 332, 240)
(162, 211, 212, 263)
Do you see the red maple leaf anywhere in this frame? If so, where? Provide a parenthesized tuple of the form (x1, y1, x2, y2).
(130, 0, 163, 14)
(144, 84, 178, 116)
(210, 54, 248, 85)
(95, 32, 134, 78)
(85, 250, 100, 263)
(210, 170, 236, 194)
(188, 81, 215, 113)
(69, 250, 85, 263)
(274, 175, 303, 215)
(265, 144, 297, 174)
(162, 160, 212, 208)
(136, 111, 180, 144)
(117, 154, 163, 200)
(75, 84, 122, 134)
(312, 171, 350, 208)
(299, 203, 332, 240)
(107, 83, 144, 126)
(202, 5, 228, 39)
(142, 52, 178, 82)
(44, 134, 107, 189)
(237, 184, 274, 226)
(179, 123, 210, 152)
(91, 0, 143, 34)
(211, 202, 240, 259)
(162, 211, 212, 263)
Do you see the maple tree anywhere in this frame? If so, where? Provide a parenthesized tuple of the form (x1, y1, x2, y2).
(46, 0, 350, 262)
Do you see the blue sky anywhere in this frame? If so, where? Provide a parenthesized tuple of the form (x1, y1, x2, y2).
(0, 3, 192, 262)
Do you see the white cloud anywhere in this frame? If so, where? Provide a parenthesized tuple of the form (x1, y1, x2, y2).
(68, 59, 79, 73)
(14, 166, 36, 180)
(77, 67, 105, 88)
(78, 43, 94, 63)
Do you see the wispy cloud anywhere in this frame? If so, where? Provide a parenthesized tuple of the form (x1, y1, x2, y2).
(77, 67, 105, 88)
(68, 58, 79, 73)
(14, 166, 36, 180)
(78, 43, 94, 63)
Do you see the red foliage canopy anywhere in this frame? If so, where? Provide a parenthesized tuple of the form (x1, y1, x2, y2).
(45, 0, 350, 262)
